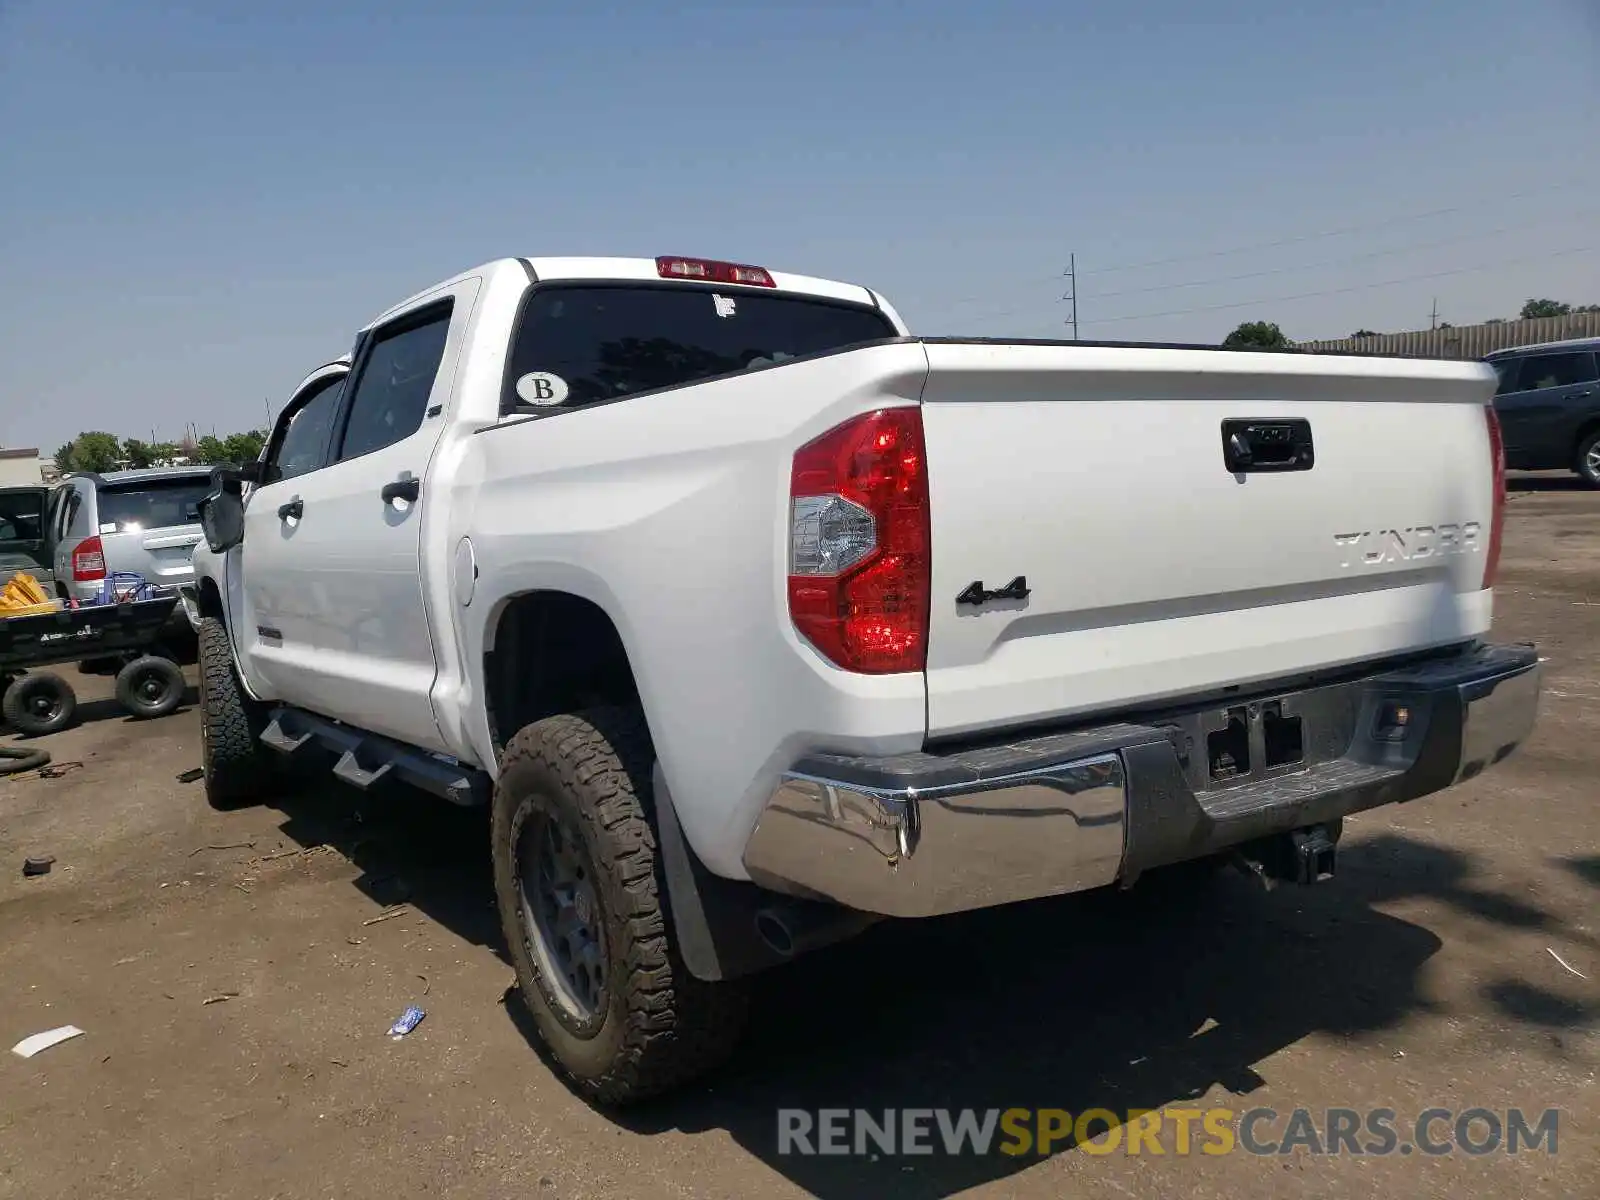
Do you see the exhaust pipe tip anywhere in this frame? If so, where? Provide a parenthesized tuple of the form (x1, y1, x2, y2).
(754, 909, 796, 957)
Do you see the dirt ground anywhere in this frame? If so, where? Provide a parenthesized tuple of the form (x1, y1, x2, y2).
(1, 476, 1596, 1200)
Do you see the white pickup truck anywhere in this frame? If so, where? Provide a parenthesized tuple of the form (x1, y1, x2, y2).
(187, 254, 1541, 1105)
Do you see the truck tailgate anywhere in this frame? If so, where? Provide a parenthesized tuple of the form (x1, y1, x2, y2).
(918, 341, 1501, 738)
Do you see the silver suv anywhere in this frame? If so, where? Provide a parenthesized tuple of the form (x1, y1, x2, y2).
(49, 468, 214, 605)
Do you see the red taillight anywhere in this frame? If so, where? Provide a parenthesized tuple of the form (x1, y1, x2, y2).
(1483, 405, 1506, 589)
(656, 256, 776, 288)
(72, 535, 107, 582)
(787, 408, 931, 674)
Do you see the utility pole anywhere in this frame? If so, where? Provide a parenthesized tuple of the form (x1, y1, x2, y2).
(1430, 297, 1440, 330)
(1062, 254, 1079, 340)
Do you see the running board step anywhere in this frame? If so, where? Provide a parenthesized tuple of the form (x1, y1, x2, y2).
(333, 750, 393, 790)
(259, 707, 489, 807)
(260, 715, 315, 756)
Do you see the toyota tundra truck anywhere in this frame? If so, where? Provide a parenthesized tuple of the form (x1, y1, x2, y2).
(186, 254, 1541, 1105)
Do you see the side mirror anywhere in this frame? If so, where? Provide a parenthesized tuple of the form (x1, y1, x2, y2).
(198, 489, 245, 553)
(210, 463, 259, 490)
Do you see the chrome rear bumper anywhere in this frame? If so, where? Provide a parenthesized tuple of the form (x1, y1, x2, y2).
(743, 643, 1541, 918)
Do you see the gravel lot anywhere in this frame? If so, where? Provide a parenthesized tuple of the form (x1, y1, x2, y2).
(1, 475, 1596, 1199)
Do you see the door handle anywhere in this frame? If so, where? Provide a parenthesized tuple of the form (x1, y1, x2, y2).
(277, 498, 303, 521)
(381, 478, 420, 505)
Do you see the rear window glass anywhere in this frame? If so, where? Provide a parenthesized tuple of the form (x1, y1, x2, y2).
(502, 284, 896, 414)
(96, 478, 213, 532)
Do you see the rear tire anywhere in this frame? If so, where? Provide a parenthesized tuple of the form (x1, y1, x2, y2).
(1575, 429, 1600, 489)
(115, 655, 186, 719)
(2, 672, 77, 737)
(198, 616, 275, 808)
(491, 707, 750, 1106)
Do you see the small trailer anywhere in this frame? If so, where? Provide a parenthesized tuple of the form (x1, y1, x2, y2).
(0, 595, 187, 736)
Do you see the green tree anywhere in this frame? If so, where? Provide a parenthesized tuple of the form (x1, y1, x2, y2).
(121, 438, 156, 469)
(192, 435, 229, 465)
(221, 430, 266, 465)
(66, 431, 123, 473)
(52, 442, 76, 472)
(1351, 328, 1379, 338)
(151, 442, 179, 465)
(1222, 321, 1292, 350)
(1520, 299, 1572, 320)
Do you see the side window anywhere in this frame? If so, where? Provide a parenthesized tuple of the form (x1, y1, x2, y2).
(1516, 352, 1598, 392)
(57, 488, 81, 539)
(262, 376, 346, 485)
(336, 303, 453, 462)
(43, 487, 67, 545)
(1492, 358, 1522, 396)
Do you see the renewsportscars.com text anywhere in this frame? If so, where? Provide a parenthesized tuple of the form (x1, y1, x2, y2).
(776, 1106, 1560, 1158)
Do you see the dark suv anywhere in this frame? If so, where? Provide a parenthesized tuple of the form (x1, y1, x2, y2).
(1486, 337, 1600, 486)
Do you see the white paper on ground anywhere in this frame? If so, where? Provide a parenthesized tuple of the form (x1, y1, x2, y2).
(11, 1025, 85, 1059)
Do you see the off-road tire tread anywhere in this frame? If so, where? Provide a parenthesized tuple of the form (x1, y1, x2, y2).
(494, 707, 749, 1106)
(198, 616, 273, 808)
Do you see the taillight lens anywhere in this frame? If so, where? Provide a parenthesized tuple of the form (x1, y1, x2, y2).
(1483, 406, 1506, 589)
(72, 535, 107, 582)
(787, 408, 931, 673)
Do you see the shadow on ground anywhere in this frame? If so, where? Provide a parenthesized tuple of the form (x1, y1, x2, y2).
(1562, 854, 1600, 889)
(1509, 474, 1590, 493)
(253, 781, 1595, 1198)
(1, 685, 200, 740)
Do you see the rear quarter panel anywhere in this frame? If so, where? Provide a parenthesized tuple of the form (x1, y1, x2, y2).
(448, 341, 933, 879)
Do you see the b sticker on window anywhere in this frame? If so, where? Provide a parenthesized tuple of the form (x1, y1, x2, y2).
(713, 294, 737, 319)
(515, 372, 570, 407)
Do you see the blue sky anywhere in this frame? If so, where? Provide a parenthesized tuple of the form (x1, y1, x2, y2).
(2, 0, 1598, 452)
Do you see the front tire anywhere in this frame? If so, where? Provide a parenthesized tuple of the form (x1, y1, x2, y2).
(197, 616, 275, 808)
(1575, 429, 1600, 489)
(491, 708, 750, 1106)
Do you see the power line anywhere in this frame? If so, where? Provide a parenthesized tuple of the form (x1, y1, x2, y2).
(1077, 176, 1595, 277)
(910, 176, 1596, 321)
(1077, 245, 1598, 328)
(1084, 208, 1599, 301)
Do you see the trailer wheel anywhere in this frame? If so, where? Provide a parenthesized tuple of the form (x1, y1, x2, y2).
(115, 655, 186, 720)
(2, 672, 78, 737)
(492, 707, 750, 1105)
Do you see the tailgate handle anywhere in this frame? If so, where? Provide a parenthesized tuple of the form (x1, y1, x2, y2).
(1221, 419, 1314, 474)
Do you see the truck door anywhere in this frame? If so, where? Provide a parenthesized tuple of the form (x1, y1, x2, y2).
(249, 280, 478, 752)
(234, 365, 350, 701)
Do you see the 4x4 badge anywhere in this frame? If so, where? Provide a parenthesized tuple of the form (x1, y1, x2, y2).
(956, 576, 1031, 607)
